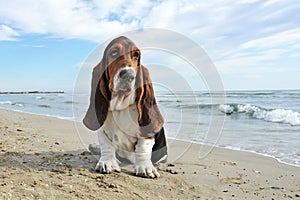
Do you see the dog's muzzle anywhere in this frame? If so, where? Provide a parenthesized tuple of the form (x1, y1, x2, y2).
(114, 67, 136, 93)
(119, 69, 135, 83)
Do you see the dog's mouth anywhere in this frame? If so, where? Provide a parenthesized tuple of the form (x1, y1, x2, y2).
(117, 82, 134, 94)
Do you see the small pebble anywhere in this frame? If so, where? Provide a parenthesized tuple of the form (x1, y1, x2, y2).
(166, 169, 178, 174)
(81, 151, 91, 156)
(109, 183, 118, 189)
(271, 186, 281, 190)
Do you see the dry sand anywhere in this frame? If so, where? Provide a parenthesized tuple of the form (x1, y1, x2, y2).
(0, 108, 299, 199)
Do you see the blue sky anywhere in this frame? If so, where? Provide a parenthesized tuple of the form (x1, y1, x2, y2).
(0, 0, 300, 91)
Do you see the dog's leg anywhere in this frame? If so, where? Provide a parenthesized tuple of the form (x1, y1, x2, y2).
(134, 137, 160, 178)
(95, 130, 121, 173)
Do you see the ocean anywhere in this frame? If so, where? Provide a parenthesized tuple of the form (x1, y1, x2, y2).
(0, 90, 299, 167)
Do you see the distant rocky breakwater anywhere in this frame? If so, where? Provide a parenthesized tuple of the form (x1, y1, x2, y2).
(0, 91, 64, 94)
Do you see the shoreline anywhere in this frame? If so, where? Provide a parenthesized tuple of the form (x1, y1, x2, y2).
(1, 106, 299, 169)
(0, 107, 76, 121)
(1, 108, 300, 199)
(169, 136, 300, 168)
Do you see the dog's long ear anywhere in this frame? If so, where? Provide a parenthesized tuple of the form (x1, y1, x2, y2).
(135, 65, 164, 137)
(83, 61, 110, 131)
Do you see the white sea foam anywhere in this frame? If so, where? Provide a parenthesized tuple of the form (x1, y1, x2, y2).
(36, 96, 44, 100)
(0, 101, 13, 105)
(218, 144, 300, 167)
(237, 104, 260, 113)
(218, 104, 234, 114)
(254, 109, 300, 126)
(219, 104, 300, 126)
(0, 101, 24, 107)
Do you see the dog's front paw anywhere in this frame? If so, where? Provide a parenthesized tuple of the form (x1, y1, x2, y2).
(95, 158, 121, 174)
(134, 161, 160, 178)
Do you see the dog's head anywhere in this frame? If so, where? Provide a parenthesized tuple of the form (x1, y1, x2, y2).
(102, 36, 141, 97)
(83, 36, 164, 137)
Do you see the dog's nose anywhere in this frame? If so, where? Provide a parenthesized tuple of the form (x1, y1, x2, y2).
(119, 69, 135, 82)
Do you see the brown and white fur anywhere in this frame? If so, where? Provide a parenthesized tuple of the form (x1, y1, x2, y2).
(83, 36, 167, 178)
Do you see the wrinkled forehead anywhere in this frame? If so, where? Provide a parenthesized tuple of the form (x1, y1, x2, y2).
(105, 36, 139, 54)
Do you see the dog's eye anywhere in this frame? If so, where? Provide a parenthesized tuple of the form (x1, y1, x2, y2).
(110, 50, 119, 58)
(132, 51, 139, 60)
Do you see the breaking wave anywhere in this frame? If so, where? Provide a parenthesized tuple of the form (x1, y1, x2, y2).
(219, 104, 300, 126)
(0, 101, 24, 107)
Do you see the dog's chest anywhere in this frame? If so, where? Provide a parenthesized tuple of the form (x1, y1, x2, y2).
(104, 104, 140, 154)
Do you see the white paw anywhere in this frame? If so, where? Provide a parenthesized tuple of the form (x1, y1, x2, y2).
(134, 161, 160, 178)
(95, 158, 121, 174)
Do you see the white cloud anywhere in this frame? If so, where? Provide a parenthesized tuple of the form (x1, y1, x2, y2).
(262, 0, 284, 8)
(241, 28, 300, 50)
(261, 5, 299, 21)
(236, 0, 261, 4)
(215, 48, 287, 74)
(0, 0, 237, 43)
(21, 44, 45, 48)
(1, 0, 298, 49)
(290, 52, 300, 58)
(213, 26, 299, 74)
(0, 0, 139, 42)
(0, 25, 19, 41)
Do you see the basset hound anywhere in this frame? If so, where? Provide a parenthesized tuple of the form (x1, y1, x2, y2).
(83, 36, 167, 178)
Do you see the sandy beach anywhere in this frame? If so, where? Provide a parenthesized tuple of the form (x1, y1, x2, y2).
(0, 108, 299, 200)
